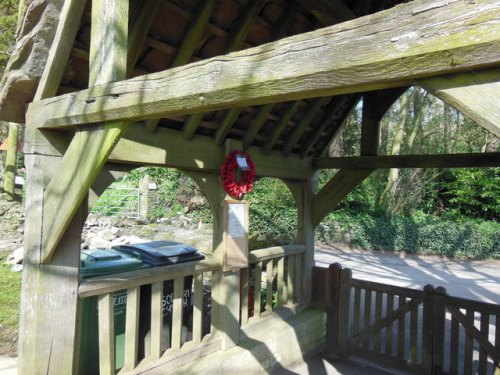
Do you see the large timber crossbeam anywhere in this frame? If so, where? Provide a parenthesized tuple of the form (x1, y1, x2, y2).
(27, 0, 500, 130)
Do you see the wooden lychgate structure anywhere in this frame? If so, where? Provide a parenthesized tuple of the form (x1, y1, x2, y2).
(0, 0, 499, 373)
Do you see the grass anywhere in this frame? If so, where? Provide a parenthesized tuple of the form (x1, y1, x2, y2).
(0, 252, 21, 355)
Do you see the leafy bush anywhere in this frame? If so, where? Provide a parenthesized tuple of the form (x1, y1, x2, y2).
(318, 210, 500, 259)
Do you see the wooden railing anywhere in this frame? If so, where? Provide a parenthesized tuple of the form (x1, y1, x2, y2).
(240, 244, 305, 325)
(314, 263, 500, 375)
(78, 259, 219, 375)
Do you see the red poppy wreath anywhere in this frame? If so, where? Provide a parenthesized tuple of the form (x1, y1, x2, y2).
(221, 150, 255, 200)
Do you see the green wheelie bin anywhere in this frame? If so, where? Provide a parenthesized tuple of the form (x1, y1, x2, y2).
(78, 249, 148, 375)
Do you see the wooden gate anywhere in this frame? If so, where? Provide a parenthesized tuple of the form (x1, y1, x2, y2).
(318, 263, 500, 375)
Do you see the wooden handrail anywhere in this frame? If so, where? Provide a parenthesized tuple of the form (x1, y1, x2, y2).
(249, 244, 305, 263)
(78, 259, 219, 298)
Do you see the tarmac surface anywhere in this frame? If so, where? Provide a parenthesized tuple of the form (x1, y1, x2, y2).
(2, 246, 499, 374)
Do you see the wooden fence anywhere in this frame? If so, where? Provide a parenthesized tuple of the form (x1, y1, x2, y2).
(313, 263, 500, 375)
(77, 244, 305, 375)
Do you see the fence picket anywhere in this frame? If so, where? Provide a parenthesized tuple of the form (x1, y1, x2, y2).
(193, 273, 203, 342)
(124, 287, 140, 370)
(449, 315, 459, 374)
(375, 291, 383, 352)
(397, 296, 406, 359)
(386, 293, 394, 356)
(479, 312, 489, 375)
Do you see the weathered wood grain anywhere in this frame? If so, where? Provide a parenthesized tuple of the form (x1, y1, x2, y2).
(109, 124, 312, 179)
(28, 0, 500, 130)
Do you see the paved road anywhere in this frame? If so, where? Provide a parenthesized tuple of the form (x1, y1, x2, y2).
(315, 245, 500, 304)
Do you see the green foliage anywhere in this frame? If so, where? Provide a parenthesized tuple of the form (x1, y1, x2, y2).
(246, 178, 297, 242)
(0, 0, 18, 73)
(445, 168, 500, 220)
(318, 210, 500, 259)
(0, 253, 21, 354)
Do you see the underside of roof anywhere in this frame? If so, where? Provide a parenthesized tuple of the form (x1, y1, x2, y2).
(0, 0, 412, 159)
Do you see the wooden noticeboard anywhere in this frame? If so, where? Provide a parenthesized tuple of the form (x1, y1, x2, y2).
(223, 200, 248, 272)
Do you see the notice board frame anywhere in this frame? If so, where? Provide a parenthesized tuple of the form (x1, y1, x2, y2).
(223, 200, 249, 272)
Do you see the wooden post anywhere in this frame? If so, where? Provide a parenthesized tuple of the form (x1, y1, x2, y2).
(337, 267, 352, 357)
(326, 263, 342, 357)
(432, 286, 448, 375)
(186, 170, 241, 349)
(18, 153, 85, 375)
(3, 122, 19, 200)
(283, 176, 316, 305)
(139, 175, 150, 219)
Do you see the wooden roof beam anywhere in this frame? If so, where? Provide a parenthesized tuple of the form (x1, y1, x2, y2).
(314, 153, 500, 170)
(28, 0, 500, 130)
(109, 124, 311, 180)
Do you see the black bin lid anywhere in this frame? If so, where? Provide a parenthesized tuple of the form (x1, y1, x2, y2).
(112, 240, 205, 266)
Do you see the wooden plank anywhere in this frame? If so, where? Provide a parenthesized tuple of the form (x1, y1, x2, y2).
(314, 152, 500, 170)
(172, 0, 215, 69)
(127, 0, 162, 75)
(397, 296, 406, 359)
(29, 0, 500, 130)
(240, 268, 249, 325)
(350, 279, 424, 299)
(39, 0, 130, 263)
(124, 287, 140, 370)
(409, 306, 418, 365)
(353, 288, 361, 336)
(326, 263, 342, 357)
(215, 107, 241, 145)
(243, 103, 275, 149)
(109, 124, 311, 180)
(479, 313, 490, 375)
(33, 0, 87, 101)
(300, 97, 347, 158)
(449, 306, 500, 364)
(449, 315, 460, 375)
(277, 257, 285, 306)
(463, 309, 474, 374)
(150, 282, 163, 359)
(496, 314, 500, 374)
(420, 68, 500, 138)
(79, 260, 218, 298)
(374, 291, 383, 352)
(350, 297, 422, 348)
(254, 261, 262, 318)
(264, 101, 301, 153)
(363, 289, 372, 348)
(286, 256, 294, 304)
(266, 260, 274, 313)
(337, 268, 352, 355)
(192, 273, 203, 343)
(433, 288, 447, 373)
(98, 294, 115, 375)
(386, 294, 394, 356)
(248, 245, 306, 263)
(171, 277, 184, 350)
(17, 155, 84, 375)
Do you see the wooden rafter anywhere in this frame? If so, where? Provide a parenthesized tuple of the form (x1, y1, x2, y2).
(263, 101, 301, 153)
(300, 97, 348, 158)
(28, 0, 500, 131)
(184, 0, 267, 140)
(147, 0, 216, 134)
(40, 0, 129, 263)
(283, 97, 329, 157)
(314, 153, 500, 170)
